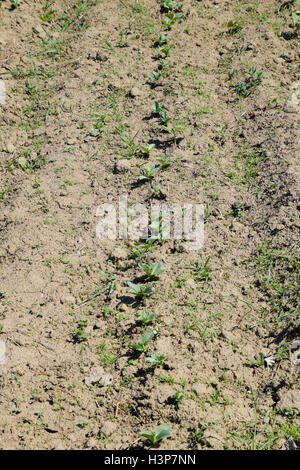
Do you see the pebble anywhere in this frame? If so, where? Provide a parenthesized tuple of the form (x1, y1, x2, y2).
(115, 159, 132, 173)
(129, 87, 141, 98)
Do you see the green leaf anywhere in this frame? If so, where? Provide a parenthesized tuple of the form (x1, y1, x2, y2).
(127, 281, 140, 294)
(155, 425, 171, 441)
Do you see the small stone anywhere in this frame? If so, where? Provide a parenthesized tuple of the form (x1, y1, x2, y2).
(115, 159, 132, 173)
(85, 373, 101, 386)
(99, 373, 113, 387)
(6, 142, 15, 154)
(291, 340, 300, 366)
(185, 278, 196, 289)
(118, 303, 129, 312)
(129, 87, 141, 98)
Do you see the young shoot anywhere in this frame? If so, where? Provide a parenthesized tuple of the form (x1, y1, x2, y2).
(89, 114, 106, 138)
(156, 156, 175, 169)
(139, 424, 171, 446)
(140, 143, 156, 157)
(146, 352, 166, 368)
(137, 164, 160, 183)
(139, 261, 165, 280)
(160, 0, 182, 12)
(136, 308, 158, 326)
(155, 34, 168, 46)
(130, 327, 158, 353)
(159, 124, 188, 145)
(127, 281, 153, 302)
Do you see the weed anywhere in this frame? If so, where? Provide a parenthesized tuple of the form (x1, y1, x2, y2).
(121, 134, 139, 159)
(192, 257, 212, 282)
(96, 343, 117, 367)
(232, 66, 264, 97)
(280, 423, 300, 441)
(139, 424, 171, 446)
(255, 245, 299, 326)
(18, 151, 47, 171)
(250, 353, 265, 368)
(190, 422, 207, 449)
(89, 115, 106, 138)
(227, 20, 243, 35)
(171, 390, 184, 409)
(73, 319, 88, 343)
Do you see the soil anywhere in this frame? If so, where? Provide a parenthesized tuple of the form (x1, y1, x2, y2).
(0, 0, 299, 450)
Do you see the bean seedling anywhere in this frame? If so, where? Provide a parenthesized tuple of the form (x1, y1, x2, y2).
(159, 124, 188, 145)
(136, 308, 158, 325)
(156, 156, 175, 169)
(139, 261, 165, 280)
(150, 185, 165, 199)
(129, 246, 146, 261)
(148, 70, 163, 81)
(137, 164, 160, 183)
(140, 143, 155, 157)
(152, 101, 164, 116)
(157, 44, 173, 58)
(127, 281, 153, 301)
(155, 34, 168, 46)
(292, 10, 300, 30)
(139, 424, 171, 446)
(162, 11, 182, 30)
(146, 352, 166, 368)
(130, 327, 158, 353)
(160, 0, 182, 12)
(10, 0, 22, 9)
